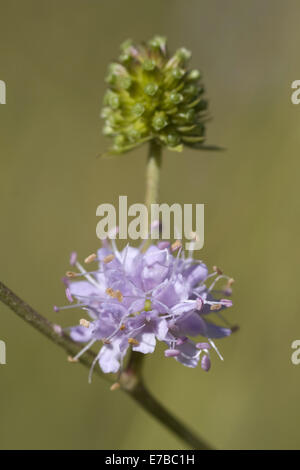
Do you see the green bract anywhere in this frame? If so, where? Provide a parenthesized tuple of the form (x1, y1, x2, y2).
(101, 36, 210, 155)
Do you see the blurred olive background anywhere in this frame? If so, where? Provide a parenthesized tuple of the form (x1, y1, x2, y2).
(0, 0, 299, 450)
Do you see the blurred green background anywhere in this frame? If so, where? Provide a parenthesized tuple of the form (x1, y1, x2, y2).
(0, 0, 299, 450)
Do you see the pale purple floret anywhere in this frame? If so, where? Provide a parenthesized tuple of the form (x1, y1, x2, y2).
(54, 236, 235, 380)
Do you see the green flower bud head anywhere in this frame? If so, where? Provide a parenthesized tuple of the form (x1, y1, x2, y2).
(101, 36, 212, 155)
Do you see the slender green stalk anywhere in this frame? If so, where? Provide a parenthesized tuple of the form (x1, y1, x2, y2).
(0, 281, 111, 383)
(145, 139, 162, 219)
(127, 380, 212, 450)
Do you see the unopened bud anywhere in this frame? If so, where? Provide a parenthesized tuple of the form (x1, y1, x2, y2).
(201, 354, 211, 372)
(164, 349, 180, 357)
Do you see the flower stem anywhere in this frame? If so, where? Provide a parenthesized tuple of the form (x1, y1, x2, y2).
(0, 280, 213, 449)
(145, 139, 162, 218)
(127, 379, 212, 450)
(0, 280, 111, 384)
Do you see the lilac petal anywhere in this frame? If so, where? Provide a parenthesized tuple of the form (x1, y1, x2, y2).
(121, 246, 141, 270)
(92, 318, 118, 340)
(70, 325, 93, 343)
(142, 248, 170, 291)
(175, 340, 200, 368)
(155, 318, 169, 341)
(176, 336, 188, 346)
(97, 247, 114, 262)
(185, 263, 208, 288)
(132, 332, 156, 354)
(128, 313, 168, 353)
(123, 247, 144, 288)
(202, 321, 232, 339)
(142, 264, 169, 291)
(100, 302, 127, 322)
(98, 338, 125, 373)
(69, 281, 101, 298)
(90, 303, 127, 338)
(154, 275, 189, 308)
(144, 245, 167, 265)
(127, 298, 147, 315)
(157, 241, 170, 250)
(175, 312, 207, 337)
(171, 300, 197, 316)
(196, 342, 211, 350)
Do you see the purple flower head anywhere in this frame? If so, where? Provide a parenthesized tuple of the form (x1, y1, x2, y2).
(55, 234, 235, 381)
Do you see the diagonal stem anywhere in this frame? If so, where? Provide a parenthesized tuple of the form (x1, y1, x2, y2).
(0, 280, 111, 383)
(0, 280, 213, 449)
(127, 380, 212, 450)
